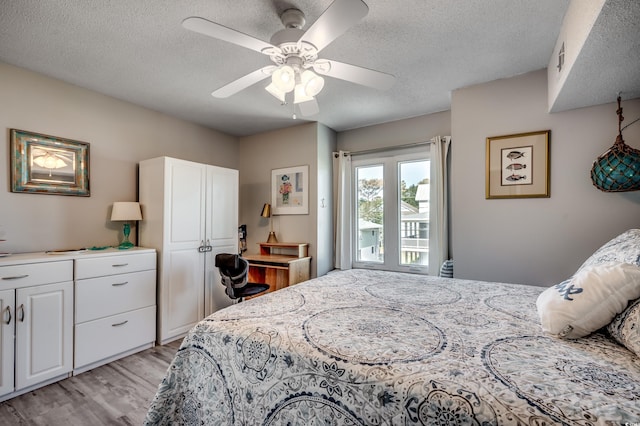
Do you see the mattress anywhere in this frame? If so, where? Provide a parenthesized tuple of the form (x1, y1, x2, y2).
(145, 269, 640, 425)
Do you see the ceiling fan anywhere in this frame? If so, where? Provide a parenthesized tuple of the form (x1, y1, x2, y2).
(182, 0, 395, 118)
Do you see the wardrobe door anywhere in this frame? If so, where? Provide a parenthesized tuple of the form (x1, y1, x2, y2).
(204, 165, 238, 316)
(162, 159, 207, 342)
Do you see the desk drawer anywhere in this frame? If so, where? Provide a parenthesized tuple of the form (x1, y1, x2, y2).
(74, 306, 155, 368)
(75, 270, 156, 323)
(0, 261, 72, 289)
(75, 252, 155, 279)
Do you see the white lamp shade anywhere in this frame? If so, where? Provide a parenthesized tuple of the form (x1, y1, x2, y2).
(265, 83, 286, 102)
(272, 65, 296, 93)
(111, 202, 142, 221)
(294, 84, 314, 104)
(300, 70, 324, 97)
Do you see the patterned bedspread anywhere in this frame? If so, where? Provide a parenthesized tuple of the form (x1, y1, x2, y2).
(145, 269, 640, 425)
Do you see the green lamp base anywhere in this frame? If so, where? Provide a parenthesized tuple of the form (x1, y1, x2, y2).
(118, 223, 135, 250)
(117, 240, 135, 250)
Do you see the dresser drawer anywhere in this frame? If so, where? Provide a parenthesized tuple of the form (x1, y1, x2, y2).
(74, 306, 156, 369)
(0, 261, 72, 290)
(75, 252, 155, 279)
(75, 270, 155, 323)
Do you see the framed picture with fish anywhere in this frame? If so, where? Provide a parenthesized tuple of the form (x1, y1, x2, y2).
(486, 130, 550, 199)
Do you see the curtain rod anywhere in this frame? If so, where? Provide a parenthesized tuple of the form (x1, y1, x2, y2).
(334, 140, 431, 157)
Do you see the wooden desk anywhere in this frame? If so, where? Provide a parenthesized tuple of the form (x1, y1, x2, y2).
(243, 243, 311, 295)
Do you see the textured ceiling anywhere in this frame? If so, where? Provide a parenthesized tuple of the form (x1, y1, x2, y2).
(0, 0, 636, 137)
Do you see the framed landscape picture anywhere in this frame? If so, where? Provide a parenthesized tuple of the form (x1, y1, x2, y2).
(271, 165, 308, 215)
(486, 130, 550, 199)
(10, 129, 90, 196)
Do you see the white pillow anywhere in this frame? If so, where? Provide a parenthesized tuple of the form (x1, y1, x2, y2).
(536, 262, 640, 339)
(607, 297, 640, 357)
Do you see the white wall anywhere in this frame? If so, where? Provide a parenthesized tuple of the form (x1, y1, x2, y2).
(0, 63, 238, 253)
(238, 122, 322, 277)
(547, 0, 605, 111)
(316, 124, 337, 276)
(337, 111, 451, 151)
(451, 69, 640, 286)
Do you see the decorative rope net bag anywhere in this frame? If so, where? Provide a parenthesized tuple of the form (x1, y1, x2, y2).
(591, 96, 640, 192)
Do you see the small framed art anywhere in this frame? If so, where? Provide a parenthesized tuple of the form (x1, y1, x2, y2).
(10, 129, 90, 196)
(486, 130, 550, 199)
(271, 165, 308, 215)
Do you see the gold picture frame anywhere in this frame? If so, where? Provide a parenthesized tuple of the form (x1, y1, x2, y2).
(10, 129, 90, 196)
(486, 130, 550, 199)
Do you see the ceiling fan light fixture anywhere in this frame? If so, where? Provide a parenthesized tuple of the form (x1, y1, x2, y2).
(294, 84, 314, 104)
(272, 65, 295, 93)
(300, 70, 324, 97)
(265, 83, 286, 103)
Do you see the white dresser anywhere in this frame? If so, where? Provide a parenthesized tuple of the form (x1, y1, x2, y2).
(73, 248, 156, 374)
(0, 247, 156, 401)
(0, 255, 73, 401)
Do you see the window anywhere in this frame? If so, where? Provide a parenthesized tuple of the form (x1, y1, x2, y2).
(353, 149, 430, 273)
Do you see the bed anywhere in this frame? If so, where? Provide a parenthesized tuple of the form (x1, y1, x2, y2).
(145, 230, 640, 425)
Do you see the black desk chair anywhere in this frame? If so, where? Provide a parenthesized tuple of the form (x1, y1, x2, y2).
(215, 253, 270, 301)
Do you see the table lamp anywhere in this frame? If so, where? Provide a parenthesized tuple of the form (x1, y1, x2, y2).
(111, 201, 142, 249)
(261, 203, 278, 243)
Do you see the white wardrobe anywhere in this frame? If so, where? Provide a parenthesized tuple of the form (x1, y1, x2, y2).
(139, 156, 238, 345)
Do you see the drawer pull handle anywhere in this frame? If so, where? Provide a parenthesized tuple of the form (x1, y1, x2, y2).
(2, 275, 29, 280)
(112, 263, 129, 267)
(112, 320, 128, 327)
(18, 304, 24, 322)
(4, 306, 11, 325)
(112, 282, 128, 287)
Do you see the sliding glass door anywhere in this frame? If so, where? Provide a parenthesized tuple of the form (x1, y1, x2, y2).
(352, 149, 430, 273)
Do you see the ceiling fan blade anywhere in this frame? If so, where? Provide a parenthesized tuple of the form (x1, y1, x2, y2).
(297, 98, 320, 117)
(212, 67, 274, 98)
(183, 17, 279, 55)
(314, 60, 395, 90)
(299, 0, 368, 52)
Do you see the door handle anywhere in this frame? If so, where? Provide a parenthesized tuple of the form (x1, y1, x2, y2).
(112, 263, 129, 267)
(111, 320, 128, 327)
(112, 282, 128, 287)
(198, 241, 212, 253)
(4, 306, 10, 325)
(18, 304, 24, 322)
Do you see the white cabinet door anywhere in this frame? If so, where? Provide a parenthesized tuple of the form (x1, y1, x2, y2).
(205, 244, 236, 316)
(167, 159, 206, 250)
(206, 165, 239, 244)
(205, 165, 238, 316)
(15, 281, 73, 390)
(161, 159, 206, 343)
(0, 289, 14, 396)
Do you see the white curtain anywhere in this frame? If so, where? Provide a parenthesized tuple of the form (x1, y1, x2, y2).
(333, 151, 352, 270)
(428, 136, 451, 276)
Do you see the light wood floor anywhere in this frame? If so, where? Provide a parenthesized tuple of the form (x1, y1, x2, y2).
(0, 340, 182, 425)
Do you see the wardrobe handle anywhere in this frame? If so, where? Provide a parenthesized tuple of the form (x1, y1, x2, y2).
(18, 304, 24, 322)
(2, 275, 29, 280)
(198, 240, 210, 253)
(112, 320, 128, 327)
(112, 282, 128, 287)
(4, 306, 11, 325)
(112, 263, 129, 267)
